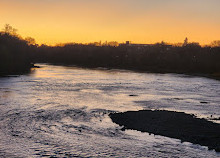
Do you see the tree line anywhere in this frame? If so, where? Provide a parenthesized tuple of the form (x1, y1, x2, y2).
(0, 24, 220, 78)
(33, 42, 220, 75)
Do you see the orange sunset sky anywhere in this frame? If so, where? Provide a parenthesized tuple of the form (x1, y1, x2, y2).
(0, 0, 220, 45)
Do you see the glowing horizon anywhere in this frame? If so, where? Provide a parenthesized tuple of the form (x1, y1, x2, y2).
(1, 0, 220, 45)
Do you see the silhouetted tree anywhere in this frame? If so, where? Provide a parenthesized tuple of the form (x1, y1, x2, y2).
(183, 37, 188, 46)
(210, 40, 220, 47)
(31, 40, 220, 78)
(2, 24, 18, 36)
(25, 37, 36, 45)
(0, 25, 33, 75)
(1, 24, 219, 77)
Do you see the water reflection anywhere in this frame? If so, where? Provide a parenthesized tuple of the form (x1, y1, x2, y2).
(0, 64, 219, 157)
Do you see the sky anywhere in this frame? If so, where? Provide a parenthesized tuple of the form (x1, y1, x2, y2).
(0, 0, 220, 45)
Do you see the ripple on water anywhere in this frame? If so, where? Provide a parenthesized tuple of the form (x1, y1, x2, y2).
(0, 64, 219, 157)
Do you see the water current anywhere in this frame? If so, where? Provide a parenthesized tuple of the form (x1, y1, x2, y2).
(0, 64, 219, 157)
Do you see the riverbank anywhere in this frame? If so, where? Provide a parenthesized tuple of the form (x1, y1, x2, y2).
(36, 63, 220, 81)
(32, 43, 220, 80)
(110, 110, 220, 152)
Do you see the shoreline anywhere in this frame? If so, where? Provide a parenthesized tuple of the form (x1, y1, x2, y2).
(109, 110, 220, 152)
(35, 63, 220, 81)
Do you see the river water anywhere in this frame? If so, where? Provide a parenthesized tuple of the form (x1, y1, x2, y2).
(0, 64, 219, 157)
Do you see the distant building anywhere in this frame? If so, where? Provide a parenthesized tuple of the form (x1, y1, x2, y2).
(126, 41, 130, 45)
(120, 41, 172, 48)
(120, 41, 152, 47)
(129, 43, 154, 47)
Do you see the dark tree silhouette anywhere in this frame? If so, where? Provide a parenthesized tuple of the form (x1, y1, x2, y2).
(211, 40, 220, 47)
(31, 41, 220, 79)
(0, 25, 33, 75)
(1, 24, 219, 78)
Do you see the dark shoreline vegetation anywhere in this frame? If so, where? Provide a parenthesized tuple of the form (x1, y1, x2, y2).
(0, 32, 33, 75)
(0, 27, 220, 79)
(109, 110, 220, 152)
(33, 42, 220, 80)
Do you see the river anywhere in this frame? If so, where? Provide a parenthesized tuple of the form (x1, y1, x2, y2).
(0, 64, 219, 157)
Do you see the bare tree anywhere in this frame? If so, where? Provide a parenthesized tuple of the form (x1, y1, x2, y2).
(25, 37, 36, 45)
(210, 40, 220, 47)
(2, 24, 18, 36)
(183, 37, 188, 46)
